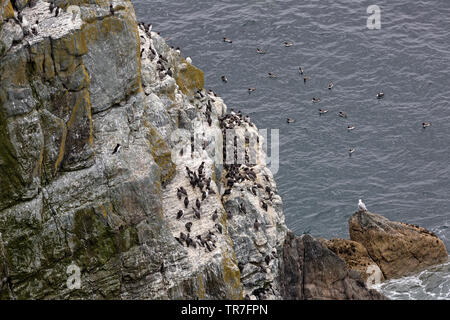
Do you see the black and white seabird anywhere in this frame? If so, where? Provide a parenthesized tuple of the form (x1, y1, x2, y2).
(348, 148, 355, 156)
(303, 76, 310, 83)
(196, 198, 201, 210)
(286, 118, 296, 123)
(248, 87, 256, 94)
(49, 1, 54, 13)
(193, 207, 201, 219)
(221, 75, 228, 83)
(283, 41, 293, 47)
(338, 111, 348, 118)
(298, 66, 304, 74)
(110, 4, 115, 16)
(112, 144, 121, 154)
(212, 209, 218, 221)
(55, 6, 60, 17)
(226, 211, 233, 220)
(422, 122, 431, 128)
(261, 201, 268, 211)
(254, 219, 260, 231)
(328, 82, 334, 90)
(319, 109, 328, 115)
(347, 125, 355, 131)
(176, 210, 184, 220)
(256, 48, 265, 54)
(184, 197, 189, 208)
(377, 92, 384, 99)
(268, 72, 277, 78)
(223, 37, 232, 43)
(312, 97, 321, 103)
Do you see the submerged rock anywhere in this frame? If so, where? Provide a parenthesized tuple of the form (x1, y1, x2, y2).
(349, 210, 448, 280)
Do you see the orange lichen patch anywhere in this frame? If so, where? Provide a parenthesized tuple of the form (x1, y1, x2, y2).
(0, 0, 14, 20)
(174, 59, 204, 95)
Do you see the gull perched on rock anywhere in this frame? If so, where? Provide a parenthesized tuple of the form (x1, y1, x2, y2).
(358, 199, 367, 212)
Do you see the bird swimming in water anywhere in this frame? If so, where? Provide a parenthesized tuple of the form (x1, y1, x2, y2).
(298, 66, 304, 74)
(422, 122, 431, 128)
(303, 76, 310, 84)
(286, 118, 296, 123)
(221, 75, 228, 83)
(248, 87, 256, 94)
(348, 148, 355, 156)
(268, 72, 277, 78)
(358, 199, 367, 211)
(256, 48, 265, 54)
(339, 112, 348, 118)
(112, 144, 121, 154)
(176, 210, 184, 220)
(328, 82, 334, 90)
(319, 109, 328, 115)
(312, 97, 321, 103)
(283, 41, 293, 47)
(223, 37, 232, 43)
(347, 125, 355, 131)
(377, 92, 384, 99)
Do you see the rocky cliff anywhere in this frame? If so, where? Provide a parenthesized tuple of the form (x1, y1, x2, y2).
(0, 0, 444, 300)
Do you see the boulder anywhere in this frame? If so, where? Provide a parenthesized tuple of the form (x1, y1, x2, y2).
(349, 210, 448, 279)
(280, 232, 386, 300)
(320, 238, 384, 282)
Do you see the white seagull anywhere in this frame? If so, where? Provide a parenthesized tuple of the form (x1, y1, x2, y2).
(358, 199, 367, 212)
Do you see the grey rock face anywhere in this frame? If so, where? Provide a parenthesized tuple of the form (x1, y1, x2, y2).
(280, 232, 386, 300)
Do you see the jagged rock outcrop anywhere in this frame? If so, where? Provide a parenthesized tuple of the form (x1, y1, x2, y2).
(0, 0, 386, 300)
(279, 232, 386, 300)
(319, 238, 384, 282)
(349, 210, 448, 280)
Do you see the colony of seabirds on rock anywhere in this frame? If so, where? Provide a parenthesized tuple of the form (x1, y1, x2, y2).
(4, 1, 119, 47)
(135, 17, 278, 261)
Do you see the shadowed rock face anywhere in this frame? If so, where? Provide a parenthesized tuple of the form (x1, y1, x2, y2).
(280, 232, 386, 300)
(349, 210, 448, 280)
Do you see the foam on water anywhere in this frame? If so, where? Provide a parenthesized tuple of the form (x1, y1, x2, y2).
(373, 257, 450, 300)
